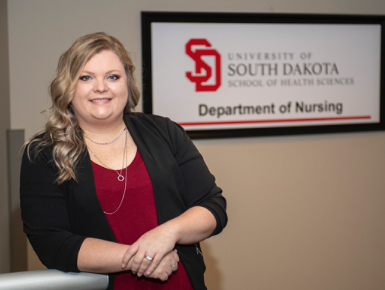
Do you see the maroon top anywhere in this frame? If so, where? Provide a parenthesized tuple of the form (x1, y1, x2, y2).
(92, 150, 193, 290)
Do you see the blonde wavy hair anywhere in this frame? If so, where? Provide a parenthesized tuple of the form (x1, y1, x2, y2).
(26, 32, 140, 184)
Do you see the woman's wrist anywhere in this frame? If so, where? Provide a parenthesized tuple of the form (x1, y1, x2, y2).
(78, 238, 132, 273)
(160, 219, 182, 245)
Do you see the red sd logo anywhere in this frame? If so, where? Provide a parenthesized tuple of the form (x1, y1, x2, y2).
(186, 39, 221, 92)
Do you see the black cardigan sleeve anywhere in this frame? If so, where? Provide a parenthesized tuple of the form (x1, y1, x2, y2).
(164, 117, 228, 236)
(20, 145, 86, 272)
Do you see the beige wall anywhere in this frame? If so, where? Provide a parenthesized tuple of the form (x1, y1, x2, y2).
(7, 0, 385, 289)
(0, 0, 10, 274)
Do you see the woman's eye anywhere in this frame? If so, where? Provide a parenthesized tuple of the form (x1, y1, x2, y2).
(107, 74, 119, 80)
(79, 76, 92, 81)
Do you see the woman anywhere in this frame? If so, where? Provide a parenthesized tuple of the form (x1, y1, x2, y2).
(20, 32, 227, 290)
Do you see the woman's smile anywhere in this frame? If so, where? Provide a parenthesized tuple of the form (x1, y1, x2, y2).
(90, 98, 112, 104)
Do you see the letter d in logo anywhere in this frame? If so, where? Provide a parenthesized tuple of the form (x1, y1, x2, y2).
(186, 39, 221, 92)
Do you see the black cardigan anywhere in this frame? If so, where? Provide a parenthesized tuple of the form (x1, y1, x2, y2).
(20, 113, 227, 290)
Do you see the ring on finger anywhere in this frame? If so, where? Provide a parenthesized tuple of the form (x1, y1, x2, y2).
(145, 256, 153, 262)
(171, 262, 177, 269)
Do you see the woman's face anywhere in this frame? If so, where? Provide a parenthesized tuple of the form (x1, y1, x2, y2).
(71, 50, 128, 128)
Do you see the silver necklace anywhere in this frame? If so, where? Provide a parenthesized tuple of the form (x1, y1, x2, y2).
(89, 130, 128, 215)
(84, 127, 126, 145)
(88, 129, 127, 182)
(105, 155, 127, 215)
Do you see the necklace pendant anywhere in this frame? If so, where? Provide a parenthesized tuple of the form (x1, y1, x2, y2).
(117, 175, 124, 182)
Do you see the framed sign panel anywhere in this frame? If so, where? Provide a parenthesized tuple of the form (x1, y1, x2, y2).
(141, 12, 385, 139)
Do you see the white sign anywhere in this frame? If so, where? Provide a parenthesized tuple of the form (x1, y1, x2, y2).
(148, 19, 382, 134)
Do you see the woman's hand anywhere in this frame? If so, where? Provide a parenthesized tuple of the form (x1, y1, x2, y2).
(145, 249, 179, 281)
(122, 223, 178, 277)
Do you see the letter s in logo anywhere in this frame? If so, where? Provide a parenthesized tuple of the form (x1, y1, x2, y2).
(186, 39, 221, 92)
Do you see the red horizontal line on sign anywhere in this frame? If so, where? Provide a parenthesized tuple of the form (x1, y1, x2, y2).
(179, 116, 371, 126)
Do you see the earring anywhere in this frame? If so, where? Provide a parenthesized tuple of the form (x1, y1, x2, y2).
(68, 103, 74, 113)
